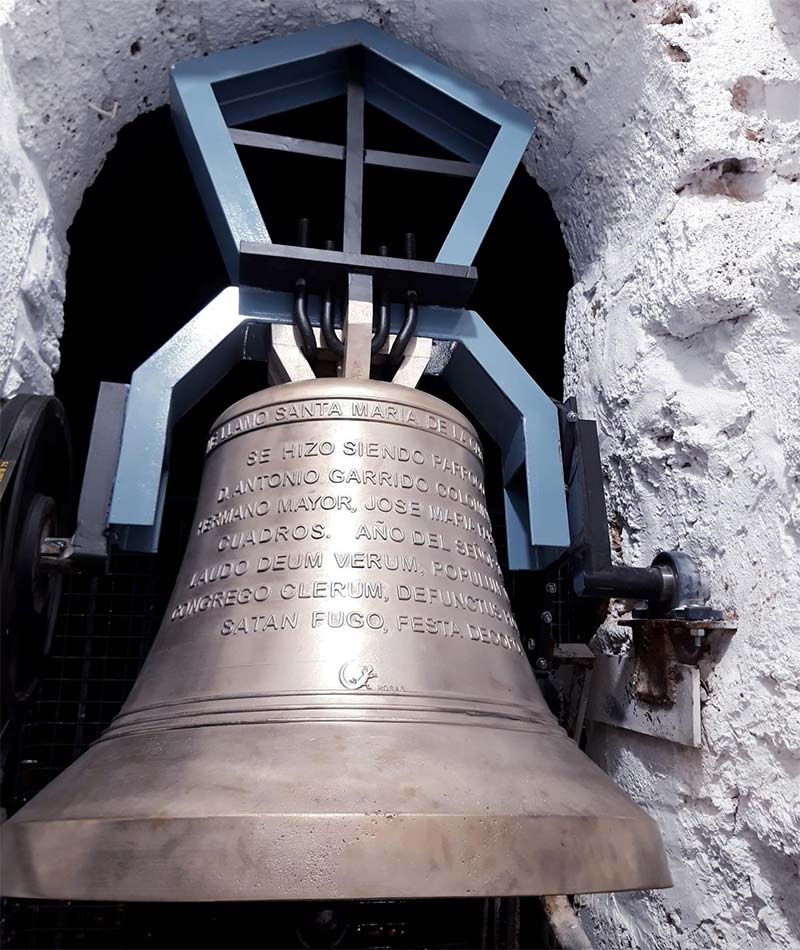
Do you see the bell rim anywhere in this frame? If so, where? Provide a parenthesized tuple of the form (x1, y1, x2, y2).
(1, 719, 673, 902)
(2, 810, 672, 902)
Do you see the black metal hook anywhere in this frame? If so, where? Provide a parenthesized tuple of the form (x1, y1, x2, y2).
(385, 233, 418, 371)
(320, 239, 345, 357)
(292, 218, 317, 362)
(371, 245, 391, 355)
(321, 243, 392, 360)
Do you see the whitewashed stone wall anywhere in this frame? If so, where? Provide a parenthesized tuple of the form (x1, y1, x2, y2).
(1, 1, 798, 947)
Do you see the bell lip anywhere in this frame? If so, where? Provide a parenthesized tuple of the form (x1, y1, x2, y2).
(1, 720, 673, 903)
(1, 812, 672, 902)
(208, 377, 480, 442)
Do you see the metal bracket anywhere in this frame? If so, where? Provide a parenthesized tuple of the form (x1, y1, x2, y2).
(239, 243, 477, 308)
(620, 611, 737, 705)
(268, 323, 316, 384)
(268, 321, 431, 389)
(587, 612, 737, 748)
(40, 382, 127, 575)
(588, 654, 703, 748)
(104, 286, 569, 562)
(342, 273, 374, 379)
(558, 398, 612, 575)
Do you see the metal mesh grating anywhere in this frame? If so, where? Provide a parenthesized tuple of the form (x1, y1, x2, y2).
(5, 556, 159, 806)
(1, 552, 161, 949)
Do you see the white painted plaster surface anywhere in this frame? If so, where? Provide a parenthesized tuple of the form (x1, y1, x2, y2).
(0, 1, 798, 947)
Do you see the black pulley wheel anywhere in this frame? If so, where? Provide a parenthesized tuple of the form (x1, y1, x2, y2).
(0, 395, 73, 716)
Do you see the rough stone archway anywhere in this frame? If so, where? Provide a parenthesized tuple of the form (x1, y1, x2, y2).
(1, 1, 798, 947)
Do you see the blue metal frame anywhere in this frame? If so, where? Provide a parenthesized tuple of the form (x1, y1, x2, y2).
(170, 19, 535, 279)
(108, 288, 569, 568)
(108, 26, 568, 568)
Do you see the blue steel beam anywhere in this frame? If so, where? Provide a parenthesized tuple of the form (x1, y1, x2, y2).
(415, 306, 568, 569)
(214, 50, 350, 126)
(109, 288, 294, 551)
(362, 49, 496, 164)
(436, 120, 534, 266)
(108, 288, 569, 566)
(171, 77, 268, 279)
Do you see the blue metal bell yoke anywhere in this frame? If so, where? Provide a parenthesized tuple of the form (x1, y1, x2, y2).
(75, 19, 571, 571)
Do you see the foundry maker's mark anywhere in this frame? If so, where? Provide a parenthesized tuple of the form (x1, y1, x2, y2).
(339, 661, 377, 690)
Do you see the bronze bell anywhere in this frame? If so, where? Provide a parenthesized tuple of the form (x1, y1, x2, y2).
(1, 378, 670, 901)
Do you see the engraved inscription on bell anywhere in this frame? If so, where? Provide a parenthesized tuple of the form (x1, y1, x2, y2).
(116, 382, 536, 734)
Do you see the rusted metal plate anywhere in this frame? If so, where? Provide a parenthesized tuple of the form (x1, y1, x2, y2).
(588, 654, 701, 748)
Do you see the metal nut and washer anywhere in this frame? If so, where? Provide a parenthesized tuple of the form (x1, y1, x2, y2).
(566, 411, 579, 423)
(535, 658, 549, 670)
(545, 582, 557, 594)
(541, 611, 553, 624)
